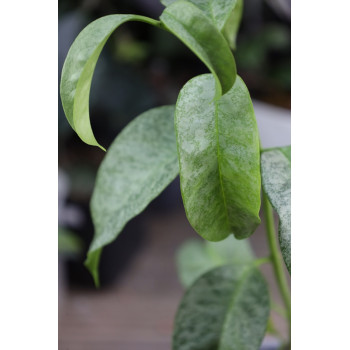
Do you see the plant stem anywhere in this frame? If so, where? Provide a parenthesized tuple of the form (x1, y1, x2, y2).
(262, 190, 291, 327)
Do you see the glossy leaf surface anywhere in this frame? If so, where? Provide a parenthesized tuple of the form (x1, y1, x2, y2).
(160, 1, 236, 98)
(173, 264, 269, 350)
(160, 0, 242, 49)
(175, 74, 261, 241)
(176, 235, 254, 288)
(261, 146, 291, 273)
(60, 14, 161, 149)
(86, 106, 179, 285)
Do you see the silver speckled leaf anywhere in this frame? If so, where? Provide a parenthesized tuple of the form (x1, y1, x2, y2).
(261, 146, 291, 273)
(85, 106, 179, 285)
(175, 74, 261, 241)
(173, 264, 270, 350)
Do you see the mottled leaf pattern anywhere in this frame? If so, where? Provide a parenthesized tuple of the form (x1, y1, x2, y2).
(85, 106, 179, 286)
(160, 0, 242, 49)
(160, 1, 236, 98)
(173, 264, 270, 350)
(175, 74, 261, 241)
(176, 235, 254, 288)
(261, 146, 291, 273)
(60, 14, 161, 149)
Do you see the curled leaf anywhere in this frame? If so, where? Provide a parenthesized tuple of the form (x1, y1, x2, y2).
(60, 14, 162, 149)
(161, 0, 243, 49)
(160, 0, 236, 98)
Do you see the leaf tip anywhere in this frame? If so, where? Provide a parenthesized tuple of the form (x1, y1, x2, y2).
(98, 144, 107, 152)
(84, 248, 102, 288)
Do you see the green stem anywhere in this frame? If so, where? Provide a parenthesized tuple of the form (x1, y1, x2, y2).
(262, 190, 291, 327)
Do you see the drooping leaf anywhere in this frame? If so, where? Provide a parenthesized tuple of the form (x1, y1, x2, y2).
(160, 0, 243, 49)
(60, 14, 162, 150)
(173, 264, 270, 350)
(175, 74, 261, 242)
(85, 106, 179, 286)
(160, 0, 236, 98)
(176, 235, 254, 288)
(261, 146, 291, 273)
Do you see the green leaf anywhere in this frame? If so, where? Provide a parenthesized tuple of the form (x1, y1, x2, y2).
(160, 0, 236, 98)
(60, 14, 162, 150)
(173, 264, 270, 350)
(175, 74, 261, 242)
(221, 0, 243, 50)
(176, 235, 255, 288)
(160, 0, 243, 50)
(85, 106, 179, 286)
(261, 146, 291, 273)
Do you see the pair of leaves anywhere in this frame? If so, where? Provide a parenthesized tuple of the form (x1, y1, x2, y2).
(261, 147, 291, 273)
(60, 1, 236, 150)
(161, 0, 243, 49)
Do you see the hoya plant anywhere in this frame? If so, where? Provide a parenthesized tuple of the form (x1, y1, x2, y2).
(60, 0, 291, 349)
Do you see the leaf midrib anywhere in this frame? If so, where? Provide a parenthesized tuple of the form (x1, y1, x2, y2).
(214, 99, 231, 232)
(217, 265, 253, 349)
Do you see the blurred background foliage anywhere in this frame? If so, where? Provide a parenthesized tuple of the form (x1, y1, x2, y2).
(58, 0, 290, 287)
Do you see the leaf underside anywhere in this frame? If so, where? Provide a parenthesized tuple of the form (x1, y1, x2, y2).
(176, 235, 255, 288)
(85, 106, 179, 286)
(261, 146, 291, 273)
(173, 264, 270, 350)
(175, 74, 261, 242)
(160, 0, 242, 49)
(160, 0, 236, 98)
